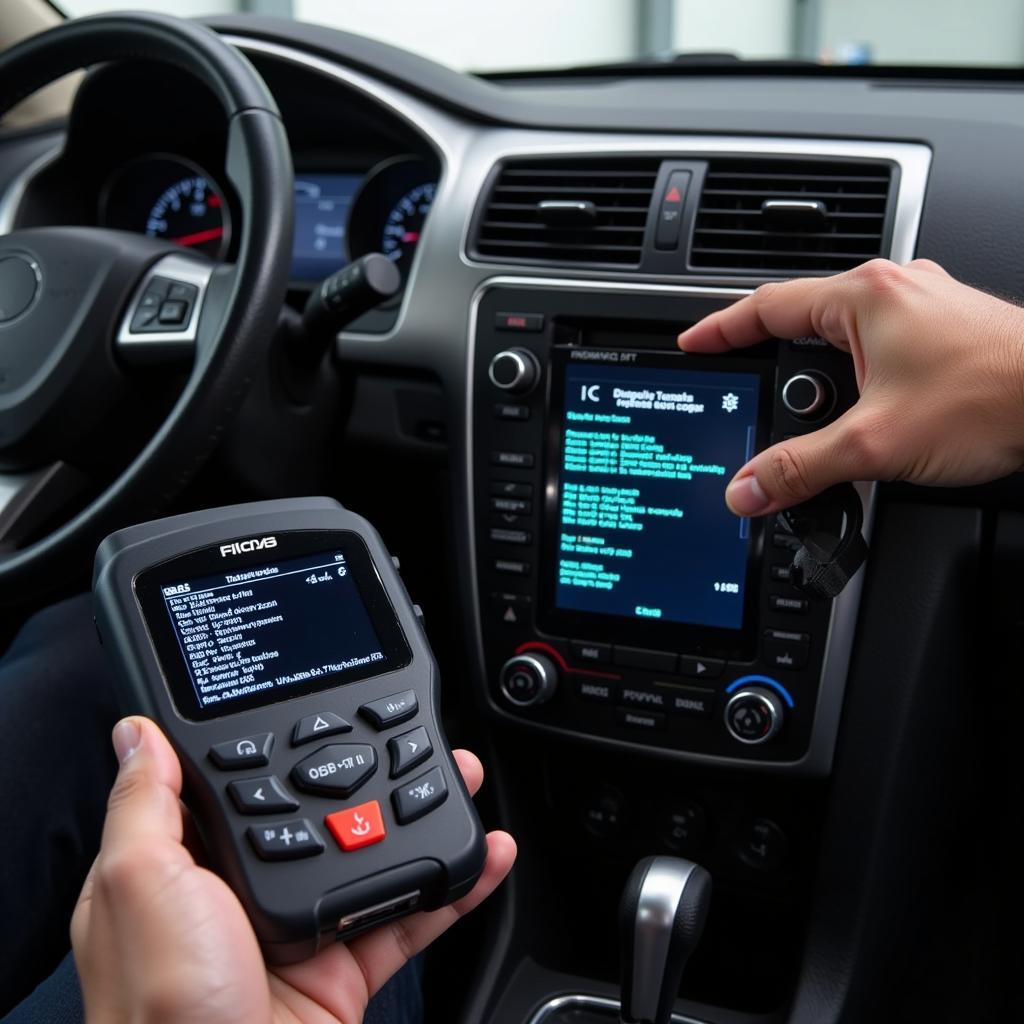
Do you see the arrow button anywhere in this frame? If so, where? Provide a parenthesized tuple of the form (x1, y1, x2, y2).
(678, 655, 724, 680)
(292, 711, 352, 746)
(228, 776, 299, 815)
(388, 726, 432, 778)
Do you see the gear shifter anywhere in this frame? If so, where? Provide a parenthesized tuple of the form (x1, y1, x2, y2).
(619, 856, 712, 1024)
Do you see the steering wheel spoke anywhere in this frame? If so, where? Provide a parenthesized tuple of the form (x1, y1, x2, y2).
(0, 462, 90, 553)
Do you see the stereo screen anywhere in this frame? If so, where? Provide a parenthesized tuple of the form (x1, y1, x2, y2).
(553, 356, 760, 632)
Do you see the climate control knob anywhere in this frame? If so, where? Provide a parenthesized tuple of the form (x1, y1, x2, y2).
(489, 348, 540, 394)
(724, 687, 785, 745)
(781, 371, 834, 420)
(499, 652, 558, 707)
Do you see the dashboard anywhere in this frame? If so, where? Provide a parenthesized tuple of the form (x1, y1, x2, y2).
(1, 14, 1020, 1024)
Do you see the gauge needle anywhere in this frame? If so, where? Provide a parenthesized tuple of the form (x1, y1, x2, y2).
(170, 226, 224, 248)
(402, 232, 420, 243)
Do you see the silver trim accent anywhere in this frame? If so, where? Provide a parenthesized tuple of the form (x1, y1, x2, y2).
(0, 472, 34, 523)
(781, 372, 827, 418)
(488, 348, 537, 392)
(337, 889, 419, 932)
(0, 252, 42, 327)
(526, 994, 706, 1024)
(762, 198, 827, 216)
(499, 652, 557, 707)
(0, 146, 60, 236)
(115, 253, 215, 360)
(630, 858, 696, 1024)
(724, 688, 784, 745)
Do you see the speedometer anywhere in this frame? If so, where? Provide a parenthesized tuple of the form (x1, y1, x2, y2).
(381, 182, 436, 274)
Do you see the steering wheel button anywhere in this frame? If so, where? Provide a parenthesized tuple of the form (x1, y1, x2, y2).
(158, 299, 188, 324)
(167, 281, 198, 302)
(129, 308, 158, 333)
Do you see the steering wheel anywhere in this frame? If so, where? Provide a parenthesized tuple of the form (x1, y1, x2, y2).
(0, 12, 293, 605)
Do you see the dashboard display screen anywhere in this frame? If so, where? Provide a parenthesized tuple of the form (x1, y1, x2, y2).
(137, 534, 410, 721)
(546, 350, 765, 640)
(291, 173, 363, 280)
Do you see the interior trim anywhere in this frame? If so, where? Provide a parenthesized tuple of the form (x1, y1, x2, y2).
(526, 993, 706, 1024)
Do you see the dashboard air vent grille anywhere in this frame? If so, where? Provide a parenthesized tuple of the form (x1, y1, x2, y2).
(474, 157, 661, 267)
(691, 158, 894, 273)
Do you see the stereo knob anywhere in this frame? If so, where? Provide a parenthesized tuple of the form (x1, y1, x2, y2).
(499, 653, 558, 707)
(489, 348, 540, 394)
(782, 371, 834, 420)
(724, 687, 785, 745)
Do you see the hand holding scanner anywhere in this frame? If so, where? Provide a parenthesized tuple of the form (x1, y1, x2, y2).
(92, 497, 486, 964)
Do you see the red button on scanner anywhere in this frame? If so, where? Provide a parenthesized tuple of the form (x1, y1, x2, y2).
(326, 800, 387, 851)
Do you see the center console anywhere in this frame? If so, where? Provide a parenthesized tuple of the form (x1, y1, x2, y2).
(469, 281, 867, 776)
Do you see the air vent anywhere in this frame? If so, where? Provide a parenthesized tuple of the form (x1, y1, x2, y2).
(473, 157, 661, 267)
(691, 158, 894, 274)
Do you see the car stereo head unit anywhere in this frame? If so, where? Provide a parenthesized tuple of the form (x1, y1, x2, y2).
(470, 283, 868, 776)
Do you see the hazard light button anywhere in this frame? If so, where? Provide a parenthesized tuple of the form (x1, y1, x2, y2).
(325, 800, 386, 852)
(655, 170, 691, 251)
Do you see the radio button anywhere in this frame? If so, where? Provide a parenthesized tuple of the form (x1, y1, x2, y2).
(615, 707, 667, 731)
(494, 558, 531, 576)
(494, 403, 530, 421)
(392, 766, 449, 824)
(678, 656, 724, 680)
(491, 480, 533, 498)
(763, 629, 810, 671)
(772, 532, 802, 551)
(725, 688, 784, 744)
(577, 678, 614, 703)
(489, 527, 532, 545)
(491, 497, 532, 515)
(613, 646, 677, 673)
(782, 371, 835, 420)
(495, 311, 544, 332)
(247, 819, 324, 861)
(770, 565, 793, 582)
(292, 744, 377, 797)
(619, 685, 669, 711)
(388, 726, 432, 778)
(228, 776, 299, 815)
(499, 653, 558, 707)
(491, 450, 534, 469)
(570, 640, 611, 665)
(360, 690, 418, 729)
(292, 712, 352, 746)
(209, 733, 273, 770)
(659, 685, 715, 718)
(770, 595, 809, 614)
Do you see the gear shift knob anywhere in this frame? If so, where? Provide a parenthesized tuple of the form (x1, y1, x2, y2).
(619, 856, 712, 1024)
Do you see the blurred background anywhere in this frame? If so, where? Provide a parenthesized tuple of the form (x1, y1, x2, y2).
(54, 0, 1024, 72)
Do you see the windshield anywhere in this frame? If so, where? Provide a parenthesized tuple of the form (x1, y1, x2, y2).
(57, 0, 1020, 72)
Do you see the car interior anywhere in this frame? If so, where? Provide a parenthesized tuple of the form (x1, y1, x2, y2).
(0, 1, 1020, 1021)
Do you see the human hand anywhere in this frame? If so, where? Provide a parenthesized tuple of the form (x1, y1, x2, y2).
(71, 717, 516, 1024)
(678, 259, 1024, 514)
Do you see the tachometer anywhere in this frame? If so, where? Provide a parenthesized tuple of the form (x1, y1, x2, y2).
(99, 155, 231, 261)
(381, 182, 436, 274)
(144, 174, 228, 259)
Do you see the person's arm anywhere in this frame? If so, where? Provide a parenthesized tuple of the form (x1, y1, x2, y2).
(678, 258, 1024, 515)
(71, 717, 516, 1024)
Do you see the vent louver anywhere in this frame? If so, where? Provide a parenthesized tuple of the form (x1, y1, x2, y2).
(691, 158, 894, 274)
(473, 157, 661, 267)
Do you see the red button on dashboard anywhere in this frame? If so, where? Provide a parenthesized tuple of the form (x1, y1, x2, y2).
(325, 800, 386, 851)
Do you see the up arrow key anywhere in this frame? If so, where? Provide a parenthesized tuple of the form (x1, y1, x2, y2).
(313, 716, 330, 731)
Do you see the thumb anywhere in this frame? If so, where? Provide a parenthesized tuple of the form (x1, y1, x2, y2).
(725, 410, 881, 515)
(101, 716, 185, 852)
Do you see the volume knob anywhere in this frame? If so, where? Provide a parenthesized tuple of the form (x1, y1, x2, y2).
(724, 687, 785, 745)
(499, 653, 558, 707)
(489, 348, 540, 394)
(781, 371, 834, 420)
